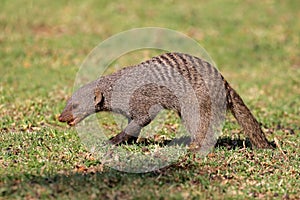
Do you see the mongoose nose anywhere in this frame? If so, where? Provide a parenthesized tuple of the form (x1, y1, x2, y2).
(58, 115, 64, 122)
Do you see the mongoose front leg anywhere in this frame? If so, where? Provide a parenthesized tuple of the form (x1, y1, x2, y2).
(109, 130, 134, 145)
(109, 119, 145, 145)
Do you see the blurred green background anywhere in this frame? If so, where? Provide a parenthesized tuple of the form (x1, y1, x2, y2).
(0, 0, 299, 199)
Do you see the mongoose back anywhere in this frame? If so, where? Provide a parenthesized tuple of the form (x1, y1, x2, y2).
(59, 52, 272, 149)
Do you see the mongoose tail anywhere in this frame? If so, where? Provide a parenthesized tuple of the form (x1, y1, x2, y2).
(226, 82, 272, 148)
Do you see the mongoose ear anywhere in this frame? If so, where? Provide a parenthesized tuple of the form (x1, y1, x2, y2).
(94, 88, 103, 107)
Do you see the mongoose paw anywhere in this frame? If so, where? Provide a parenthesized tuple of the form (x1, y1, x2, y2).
(109, 132, 136, 145)
(109, 135, 124, 145)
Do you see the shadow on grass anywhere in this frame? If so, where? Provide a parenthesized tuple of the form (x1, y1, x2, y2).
(118, 136, 275, 150)
(1, 161, 210, 198)
(1, 137, 275, 198)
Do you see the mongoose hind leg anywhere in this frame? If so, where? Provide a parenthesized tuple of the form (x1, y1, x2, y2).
(185, 87, 215, 152)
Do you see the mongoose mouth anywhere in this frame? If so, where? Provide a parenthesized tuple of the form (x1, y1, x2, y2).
(67, 118, 79, 126)
(58, 114, 82, 126)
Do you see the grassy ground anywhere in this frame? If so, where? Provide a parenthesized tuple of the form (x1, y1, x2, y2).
(1, 0, 299, 199)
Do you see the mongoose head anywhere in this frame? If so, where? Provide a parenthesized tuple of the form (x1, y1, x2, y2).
(58, 82, 104, 126)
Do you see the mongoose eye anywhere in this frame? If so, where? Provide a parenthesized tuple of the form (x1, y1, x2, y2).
(72, 103, 79, 110)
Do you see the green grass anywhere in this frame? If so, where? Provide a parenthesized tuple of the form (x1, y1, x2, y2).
(1, 0, 299, 199)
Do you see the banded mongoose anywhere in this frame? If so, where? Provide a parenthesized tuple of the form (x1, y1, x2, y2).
(59, 52, 272, 149)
